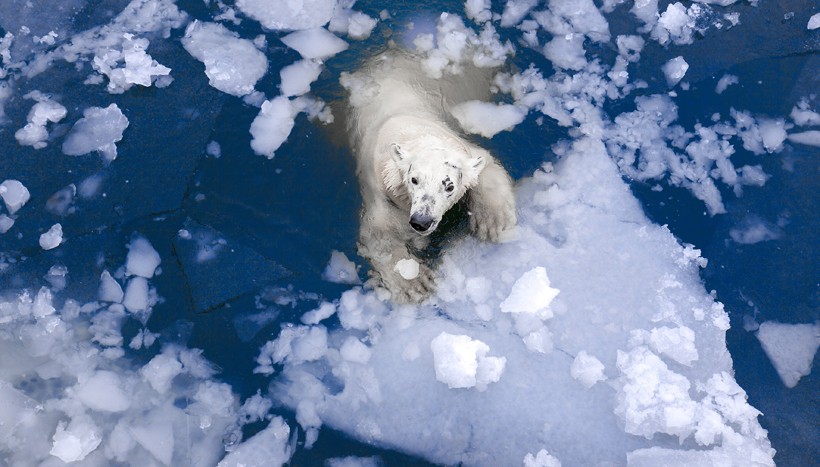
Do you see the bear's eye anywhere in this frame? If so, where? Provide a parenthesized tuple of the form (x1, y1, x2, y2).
(411, 177, 418, 185)
(445, 184, 454, 193)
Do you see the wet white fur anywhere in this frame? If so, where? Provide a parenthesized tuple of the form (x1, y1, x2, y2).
(347, 50, 516, 302)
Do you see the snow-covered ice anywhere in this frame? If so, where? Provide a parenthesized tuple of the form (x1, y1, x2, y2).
(236, 0, 336, 31)
(279, 59, 323, 97)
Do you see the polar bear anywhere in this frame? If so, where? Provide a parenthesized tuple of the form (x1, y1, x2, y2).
(344, 50, 516, 302)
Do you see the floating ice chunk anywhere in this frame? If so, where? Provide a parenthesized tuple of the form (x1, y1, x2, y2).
(45, 184, 76, 216)
(500, 267, 559, 318)
(182, 21, 268, 97)
(301, 301, 337, 325)
(451, 101, 527, 138)
(0, 214, 14, 233)
(729, 217, 781, 244)
(62, 104, 129, 161)
(141, 352, 183, 394)
(74, 371, 132, 412)
(543, 34, 587, 71)
(249, 96, 296, 158)
(500, 0, 539, 27)
(653, 2, 694, 46)
(756, 322, 820, 388)
(15, 96, 66, 149)
(757, 118, 787, 153)
(122, 276, 150, 312)
(279, 59, 322, 97)
(570, 351, 606, 388)
(206, 140, 221, 158)
(808, 13, 820, 30)
(394, 258, 420, 280)
(281, 27, 349, 59)
(715, 74, 738, 94)
(788, 130, 820, 147)
(99, 270, 124, 302)
(78, 173, 104, 199)
(39, 223, 63, 250)
(790, 99, 820, 126)
(236, 0, 335, 31)
(256, 325, 329, 373)
(322, 250, 361, 284)
(548, 0, 611, 42)
(430, 332, 506, 390)
(0, 179, 31, 214)
(32, 286, 56, 318)
(329, 3, 378, 39)
(92, 36, 171, 94)
(662, 56, 689, 87)
(524, 449, 562, 467)
(465, 0, 492, 23)
(616, 35, 645, 62)
(126, 236, 161, 278)
(50, 417, 102, 463)
(218, 416, 293, 466)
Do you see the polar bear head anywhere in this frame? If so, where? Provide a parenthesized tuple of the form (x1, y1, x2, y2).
(383, 135, 486, 235)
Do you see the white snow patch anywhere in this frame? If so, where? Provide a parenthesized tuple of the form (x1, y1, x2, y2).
(756, 322, 819, 388)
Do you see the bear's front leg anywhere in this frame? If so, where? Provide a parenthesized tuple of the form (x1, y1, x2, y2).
(358, 210, 436, 303)
(468, 153, 517, 242)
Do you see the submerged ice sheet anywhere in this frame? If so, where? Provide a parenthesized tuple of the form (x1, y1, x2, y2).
(268, 139, 774, 465)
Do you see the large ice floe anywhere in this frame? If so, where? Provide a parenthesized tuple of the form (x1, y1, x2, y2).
(0, 0, 816, 465)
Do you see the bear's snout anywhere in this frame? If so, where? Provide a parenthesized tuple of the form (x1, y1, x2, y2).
(410, 213, 435, 233)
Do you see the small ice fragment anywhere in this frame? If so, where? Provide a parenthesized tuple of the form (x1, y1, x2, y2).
(570, 351, 606, 388)
(141, 353, 183, 394)
(126, 236, 161, 278)
(450, 101, 527, 138)
(62, 104, 129, 161)
(0, 179, 31, 214)
(249, 96, 296, 158)
(715, 74, 738, 94)
(301, 302, 336, 325)
(394, 258, 420, 280)
(39, 223, 63, 250)
(787, 130, 820, 147)
(662, 56, 689, 87)
(50, 418, 102, 463)
(74, 371, 131, 412)
(523, 449, 562, 467)
(279, 59, 323, 97)
(122, 277, 150, 312)
(322, 250, 361, 284)
(181, 21, 268, 97)
(45, 184, 76, 216)
(340, 336, 372, 364)
(808, 13, 820, 30)
(99, 270, 124, 303)
(280, 28, 349, 59)
(756, 322, 820, 388)
(236, 0, 335, 31)
(500, 267, 559, 317)
(0, 214, 14, 233)
(430, 332, 506, 390)
(217, 416, 293, 466)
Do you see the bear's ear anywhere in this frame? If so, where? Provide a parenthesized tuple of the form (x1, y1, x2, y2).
(390, 143, 404, 162)
(462, 151, 486, 187)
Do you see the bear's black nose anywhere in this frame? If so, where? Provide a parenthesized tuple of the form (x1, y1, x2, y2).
(410, 214, 434, 232)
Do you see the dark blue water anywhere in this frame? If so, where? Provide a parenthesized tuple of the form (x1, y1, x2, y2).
(0, 0, 817, 465)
